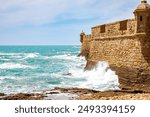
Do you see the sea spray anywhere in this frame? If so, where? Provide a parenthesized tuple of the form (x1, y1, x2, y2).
(67, 61, 120, 91)
(81, 61, 119, 91)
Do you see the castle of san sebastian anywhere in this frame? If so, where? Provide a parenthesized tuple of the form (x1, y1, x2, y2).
(80, 0, 150, 89)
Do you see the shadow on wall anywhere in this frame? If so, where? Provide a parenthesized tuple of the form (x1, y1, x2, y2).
(139, 35, 150, 82)
(140, 35, 150, 66)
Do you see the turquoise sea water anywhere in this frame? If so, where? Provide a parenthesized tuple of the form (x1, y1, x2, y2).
(0, 46, 119, 94)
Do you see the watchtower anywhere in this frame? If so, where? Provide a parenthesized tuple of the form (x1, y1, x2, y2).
(134, 0, 150, 33)
(80, 31, 85, 43)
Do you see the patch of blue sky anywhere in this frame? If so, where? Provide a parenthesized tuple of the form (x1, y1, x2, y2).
(0, 0, 148, 45)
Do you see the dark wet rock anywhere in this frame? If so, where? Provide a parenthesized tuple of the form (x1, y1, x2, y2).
(2, 93, 44, 100)
(45, 91, 60, 95)
(78, 51, 89, 59)
(1, 87, 150, 100)
(0, 93, 5, 96)
(53, 87, 150, 100)
(63, 73, 72, 76)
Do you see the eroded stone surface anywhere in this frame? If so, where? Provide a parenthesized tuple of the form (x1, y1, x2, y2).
(79, 1, 150, 91)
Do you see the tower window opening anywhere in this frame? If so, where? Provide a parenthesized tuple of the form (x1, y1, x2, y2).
(140, 16, 143, 21)
(120, 20, 127, 30)
(100, 25, 106, 33)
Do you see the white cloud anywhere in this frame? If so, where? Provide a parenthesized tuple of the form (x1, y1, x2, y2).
(0, 0, 149, 27)
(0, 0, 96, 26)
(1, 0, 150, 45)
(0, 0, 150, 27)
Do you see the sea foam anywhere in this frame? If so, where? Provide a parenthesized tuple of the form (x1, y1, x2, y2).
(61, 60, 120, 91)
(49, 54, 119, 91)
(23, 53, 39, 59)
(81, 61, 119, 90)
(0, 76, 15, 80)
(0, 52, 39, 60)
(0, 63, 35, 69)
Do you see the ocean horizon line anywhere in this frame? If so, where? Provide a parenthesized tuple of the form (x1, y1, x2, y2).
(0, 45, 81, 46)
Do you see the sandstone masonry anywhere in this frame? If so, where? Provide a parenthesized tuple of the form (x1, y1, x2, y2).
(80, 0, 150, 89)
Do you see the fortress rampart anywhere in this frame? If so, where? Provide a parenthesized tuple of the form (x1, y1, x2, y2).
(80, 0, 150, 90)
(92, 19, 136, 38)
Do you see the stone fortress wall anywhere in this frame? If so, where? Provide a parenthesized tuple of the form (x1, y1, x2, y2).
(92, 19, 136, 38)
(80, 0, 150, 89)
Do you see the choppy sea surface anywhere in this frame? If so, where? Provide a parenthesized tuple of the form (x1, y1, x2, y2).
(0, 46, 119, 94)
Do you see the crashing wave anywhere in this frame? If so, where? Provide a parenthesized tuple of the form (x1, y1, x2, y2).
(53, 57, 120, 91)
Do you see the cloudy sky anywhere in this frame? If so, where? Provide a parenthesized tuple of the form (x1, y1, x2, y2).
(0, 0, 148, 45)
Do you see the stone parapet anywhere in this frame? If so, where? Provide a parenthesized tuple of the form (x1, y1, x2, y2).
(92, 19, 136, 38)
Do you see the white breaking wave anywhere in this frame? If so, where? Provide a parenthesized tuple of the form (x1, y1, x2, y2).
(51, 54, 85, 61)
(0, 53, 19, 56)
(0, 52, 40, 60)
(81, 61, 119, 90)
(62, 61, 120, 91)
(0, 63, 35, 69)
(0, 76, 16, 80)
(0, 59, 10, 61)
(23, 53, 39, 59)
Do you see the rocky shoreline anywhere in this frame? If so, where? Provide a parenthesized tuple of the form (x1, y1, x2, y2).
(1, 87, 150, 100)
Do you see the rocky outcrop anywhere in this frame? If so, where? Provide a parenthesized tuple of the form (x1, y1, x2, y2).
(1, 88, 150, 100)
